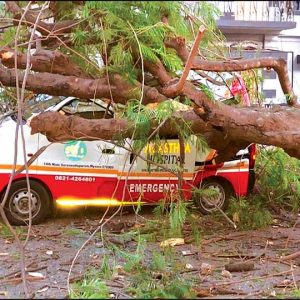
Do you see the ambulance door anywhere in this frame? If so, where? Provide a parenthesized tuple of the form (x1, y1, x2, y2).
(36, 98, 120, 201)
(118, 138, 197, 202)
(0, 115, 39, 175)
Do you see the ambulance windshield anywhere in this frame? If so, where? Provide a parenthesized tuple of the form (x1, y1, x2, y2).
(24, 95, 66, 118)
(1, 95, 66, 124)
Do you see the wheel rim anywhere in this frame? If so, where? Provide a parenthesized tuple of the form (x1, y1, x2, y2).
(199, 182, 225, 212)
(9, 188, 41, 221)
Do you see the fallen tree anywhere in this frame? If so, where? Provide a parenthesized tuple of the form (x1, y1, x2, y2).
(0, 1, 299, 163)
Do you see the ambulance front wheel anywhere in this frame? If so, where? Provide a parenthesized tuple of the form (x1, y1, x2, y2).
(3, 180, 51, 226)
(193, 178, 232, 215)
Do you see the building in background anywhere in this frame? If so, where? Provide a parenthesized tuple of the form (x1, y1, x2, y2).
(212, 1, 299, 105)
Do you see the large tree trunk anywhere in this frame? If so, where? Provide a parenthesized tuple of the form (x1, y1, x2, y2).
(29, 105, 300, 163)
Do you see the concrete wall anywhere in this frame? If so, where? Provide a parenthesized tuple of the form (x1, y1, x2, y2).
(264, 14, 300, 99)
(212, 1, 300, 104)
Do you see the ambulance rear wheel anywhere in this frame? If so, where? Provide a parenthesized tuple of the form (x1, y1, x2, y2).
(193, 179, 232, 215)
(3, 180, 51, 226)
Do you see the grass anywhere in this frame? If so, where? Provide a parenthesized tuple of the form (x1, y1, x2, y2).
(70, 278, 110, 299)
(227, 196, 273, 230)
(0, 223, 26, 239)
(63, 227, 85, 236)
(291, 289, 300, 299)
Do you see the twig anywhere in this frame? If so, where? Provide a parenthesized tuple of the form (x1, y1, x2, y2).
(0, 275, 45, 285)
(21, 1, 49, 248)
(176, 25, 206, 92)
(105, 281, 124, 289)
(212, 268, 295, 287)
(14, 144, 52, 176)
(202, 232, 247, 245)
(0, 3, 49, 298)
(0, 261, 35, 281)
(99, 17, 114, 115)
(203, 197, 237, 229)
(292, 263, 298, 290)
(178, 134, 185, 200)
(0, 3, 34, 297)
(284, 218, 300, 249)
(280, 250, 300, 261)
(269, 258, 297, 267)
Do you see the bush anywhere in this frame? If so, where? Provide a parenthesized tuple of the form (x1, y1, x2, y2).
(227, 196, 273, 229)
(255, 146, 300, 212)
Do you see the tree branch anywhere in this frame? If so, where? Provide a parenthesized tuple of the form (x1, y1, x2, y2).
(165, 37, 297, 105)
(29, 104, 300, 163)
(0, 48, 92, 78)
(175, 25, 205, 93)
(196, 104, 300, 159)
(29, 109, 223, 144)
(5, 1, 80, 36)
(0, 64, 166, 104)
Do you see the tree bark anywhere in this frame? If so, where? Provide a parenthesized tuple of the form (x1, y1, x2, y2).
(29, 105, 300, 163)
(0, 64, 166, 104)
(197, 104, 300, 159)
(0, 48, 91, 78)
(5, 1, 80, 36)
(165, 37, 297, 105)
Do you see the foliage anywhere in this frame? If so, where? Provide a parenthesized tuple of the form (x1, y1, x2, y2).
(291, 289, 300, 299)
(110, 234, 146, 272)
(181, 2, 227, 59)
(0, 0, 228, 122)
(0, 0, 224, 112)
(0, 223, 25, 239)
(190, 216, 202, 246)
(99, 255, 113, 280)
(192, 185, 220, 199)
(150, 250, 167, 271)
(0, 27, 17, 48)
(240, 69, 264, 105)
(63, 227, 85, 236)
(69, 1, 208, 80)
(70, 277, 110, 299)
(226, 145, 300, 229)
(168, 200, 187, 236)
(153, 198, 189, 238)
(71, 236, 197, 299)
(127, 274, 196, 299)
(227, 196, 273, 230)
(255, 146, 300, 212)
(198, 82, 215, 100)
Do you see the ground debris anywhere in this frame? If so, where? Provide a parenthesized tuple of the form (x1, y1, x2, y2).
(192, 286, 247, 297)
(200, 262, 212, 275)
(280, 250, 300, 261)
(225, 261, 255, 272)
(160, 238, 185, 247)
(1, 208, 300, 299)
(221, 269, 233, 279)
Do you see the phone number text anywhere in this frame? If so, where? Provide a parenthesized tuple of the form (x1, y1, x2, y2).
(54, 175, 96, 182)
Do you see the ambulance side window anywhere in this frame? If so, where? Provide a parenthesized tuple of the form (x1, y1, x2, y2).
(60, 99, 113, 119)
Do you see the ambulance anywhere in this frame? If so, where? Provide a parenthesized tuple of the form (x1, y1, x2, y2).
(0, 96, 256, 225)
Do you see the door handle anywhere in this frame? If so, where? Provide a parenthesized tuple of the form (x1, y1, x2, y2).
(102, 148, 115, 154)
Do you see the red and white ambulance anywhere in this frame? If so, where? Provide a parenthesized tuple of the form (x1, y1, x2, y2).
(0, 96, 256, 225)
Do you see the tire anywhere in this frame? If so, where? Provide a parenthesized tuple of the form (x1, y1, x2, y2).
(2, 180, 51, 226)
(193, 178, 232, 215)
